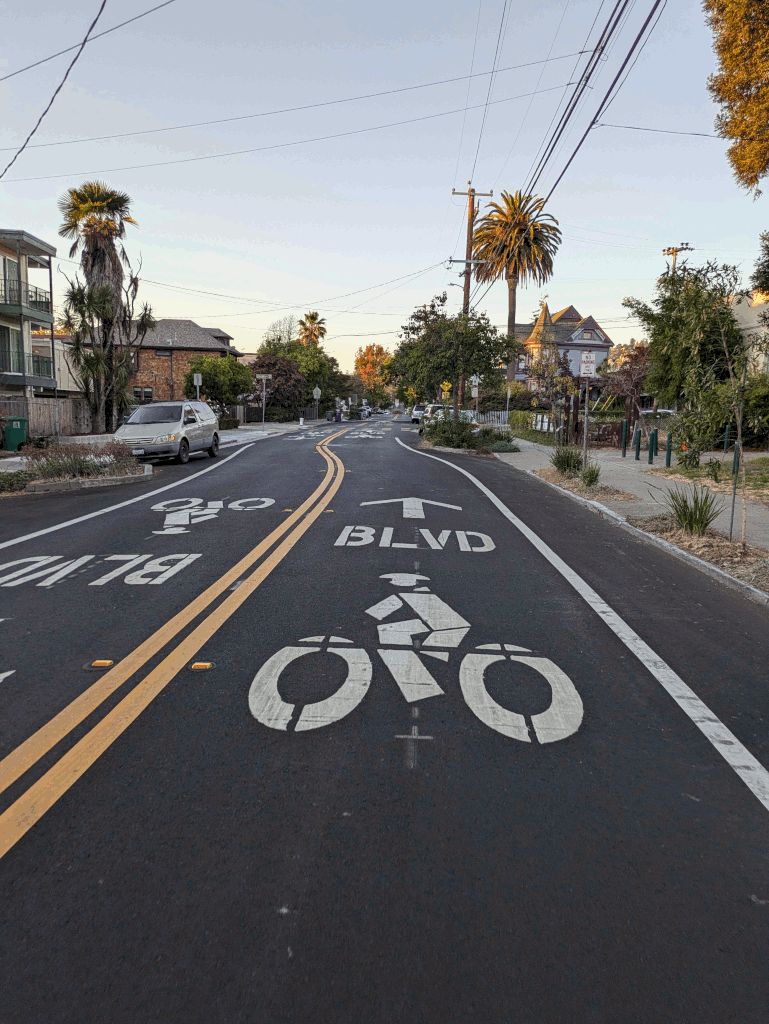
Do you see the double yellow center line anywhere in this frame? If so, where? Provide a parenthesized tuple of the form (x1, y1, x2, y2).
(0, 429, 349, 859)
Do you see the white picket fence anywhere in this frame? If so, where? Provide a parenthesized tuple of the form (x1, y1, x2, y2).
(476, 411, 509, 426)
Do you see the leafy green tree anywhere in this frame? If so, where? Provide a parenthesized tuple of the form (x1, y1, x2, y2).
(472, 190, 561, 365)
(389, 295, 512, 417)
(61, 277, 155, 433)
(704, 0, 769, 196)
(247, 353, 306, 419)
(182, 354, 253, 410)
(58, 180, 141, 430)
(354, 343, 391, 405)
(623, 262, 745, 406)
(527, 347, 577, 439)
(750, 230, 769, 294)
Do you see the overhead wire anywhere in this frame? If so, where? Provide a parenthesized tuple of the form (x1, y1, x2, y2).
(3, 82, 574, 184)
(0, 0, 109, 180)
(468, 0, 511, 181)
(543, 0, 668, 200)
(0, 0, 178, 84)
(0, 52, 590, 154)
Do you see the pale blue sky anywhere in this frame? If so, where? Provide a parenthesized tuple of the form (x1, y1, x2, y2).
(1, 0, 764, 369)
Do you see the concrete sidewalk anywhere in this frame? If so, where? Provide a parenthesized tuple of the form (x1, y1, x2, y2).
(495, 438, 769, 551)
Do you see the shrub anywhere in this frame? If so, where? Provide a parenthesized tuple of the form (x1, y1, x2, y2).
(486, 440, 521, 452)
(218, 417, 239, 430)
(704, 458, 722, 482)
(508, 410, 534, 430)
(22, 441, 136, 480)
(0, 470, 35, 493)
(550, 446, 583, 476)
(424, 417, 480, 449)
(663, 484, 723, 534)
(581, 462, 601, 487)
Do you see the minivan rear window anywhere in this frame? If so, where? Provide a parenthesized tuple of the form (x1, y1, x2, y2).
(125, 404, 183, 424)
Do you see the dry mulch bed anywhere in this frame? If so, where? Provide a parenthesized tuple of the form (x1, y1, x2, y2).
(535, 466, 637, 501)
(627, 514, 769, 594)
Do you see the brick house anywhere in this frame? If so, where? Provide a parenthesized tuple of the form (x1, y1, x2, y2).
(122, 319, 243, 404)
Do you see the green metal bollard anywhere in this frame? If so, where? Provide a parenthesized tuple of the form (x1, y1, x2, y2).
(621, 420, 628, 457)
(648, 431, 654, 463)
(635, 429, 641, 460)
(732, 441, 740, 476)
(666, 432, 672, 467)
(652, 428, 658, 457)
(724, 425, 730, 453)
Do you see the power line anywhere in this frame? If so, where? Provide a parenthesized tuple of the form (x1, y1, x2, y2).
(595, 122, 720, 138)
(3, 82, 574, 184)
(0, 0, 109, 181)
(469, 0, 510, 181)
(544, 0, 668, 200)
(0, 0, 178, 84)
(0, 52, 590, 154)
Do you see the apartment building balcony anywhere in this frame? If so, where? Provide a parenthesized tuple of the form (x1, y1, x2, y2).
(0, 279, 54, 323)
(0, 350, 56, 389)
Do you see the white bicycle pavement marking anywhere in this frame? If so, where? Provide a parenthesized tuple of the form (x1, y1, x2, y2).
(0, 444, 254, 553)
(396, 436, 769, 812)
(248, 571, 584, 742)
(150, 497, 275, 534)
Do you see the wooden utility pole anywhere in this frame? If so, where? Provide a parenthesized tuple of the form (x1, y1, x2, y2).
(662, 242, 693, 274)
(450, 181, 492, 404)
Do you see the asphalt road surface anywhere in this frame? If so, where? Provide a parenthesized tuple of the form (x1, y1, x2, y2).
(1, 413, 768, 1023)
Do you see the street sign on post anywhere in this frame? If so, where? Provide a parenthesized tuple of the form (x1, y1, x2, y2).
(579, 352, 594, 469)
(193, 372, 202, 401)
(471, 386, 478, 398)
(254, 373, 273, 430)
(313, 386, 321, 421)
(579, 351, 595, 378)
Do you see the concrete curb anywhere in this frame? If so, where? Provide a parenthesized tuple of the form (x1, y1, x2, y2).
(514, 463, 769, 611)
(25, 464, 153, 493)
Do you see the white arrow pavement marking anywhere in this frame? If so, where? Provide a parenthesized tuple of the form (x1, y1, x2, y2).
(0, 443, 254, 552)
(0, 671, 15, 684)
(360, 497, 462, 519)
(396, 436, 769, 813)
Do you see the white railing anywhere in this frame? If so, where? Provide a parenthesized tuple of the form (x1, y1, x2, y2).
(476, 410, 509, 426)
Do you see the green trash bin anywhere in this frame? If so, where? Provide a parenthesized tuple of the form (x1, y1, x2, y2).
(2, 417, 27, 452)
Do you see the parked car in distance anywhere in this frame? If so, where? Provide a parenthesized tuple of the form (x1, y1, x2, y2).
(115, 401, 219, 464)
(411, 404, 426, 423)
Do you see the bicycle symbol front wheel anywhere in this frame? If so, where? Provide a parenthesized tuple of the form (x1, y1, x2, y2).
(249, 644, 372, 732)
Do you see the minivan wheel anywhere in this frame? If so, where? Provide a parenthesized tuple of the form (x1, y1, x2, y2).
(177, 439, 190, 464)
(208, 433, 219, 458)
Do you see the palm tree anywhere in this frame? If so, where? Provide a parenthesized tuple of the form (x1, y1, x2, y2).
(472, 191, 561, 374)
(297, 311, 327, 346)
(58, 180, 138, 429)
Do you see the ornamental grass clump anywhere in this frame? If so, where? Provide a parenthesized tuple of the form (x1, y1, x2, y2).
(580, 462, 601, 488)
(663, 484, 723, 534)
(22, 440, 136, 480)
(550, 445, 583, 476)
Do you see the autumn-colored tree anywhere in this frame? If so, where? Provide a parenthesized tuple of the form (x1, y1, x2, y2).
(354, 343, 391, 404)
(705, 0, 769, 196)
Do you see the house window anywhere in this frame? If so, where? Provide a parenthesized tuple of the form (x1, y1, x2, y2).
(155, 349, 171, 357)
(132, 386, 153, 404)
(1, 258, 19, 303)
(582, 330, 593, 340)
(143, 387, 153, 403)
(0, 325, 23, 373)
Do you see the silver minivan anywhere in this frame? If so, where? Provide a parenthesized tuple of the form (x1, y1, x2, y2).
(115, 401, 220, 463)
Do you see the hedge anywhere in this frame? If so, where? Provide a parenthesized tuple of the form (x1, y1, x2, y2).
(218, 417, 239, 430)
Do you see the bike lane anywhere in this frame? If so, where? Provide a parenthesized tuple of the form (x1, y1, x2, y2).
(1, 425, 768, 1023)
(0, 434, 340, 763)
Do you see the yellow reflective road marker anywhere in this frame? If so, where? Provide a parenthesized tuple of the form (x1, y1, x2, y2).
(0, 428, 350, 803)
(0, 433, 348, 860)
(91, 660, 114, 669)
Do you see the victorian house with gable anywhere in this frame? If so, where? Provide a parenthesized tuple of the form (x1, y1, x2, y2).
(506, 303, 613, 383)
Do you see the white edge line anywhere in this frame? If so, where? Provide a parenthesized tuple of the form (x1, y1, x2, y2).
(0, 444, 255, 552)
(396, 437, 769, 812)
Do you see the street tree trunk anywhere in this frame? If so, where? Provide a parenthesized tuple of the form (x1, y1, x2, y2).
(505, 270, 518, 382)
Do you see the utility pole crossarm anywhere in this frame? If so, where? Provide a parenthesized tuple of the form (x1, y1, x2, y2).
(662, 242, 694, 274)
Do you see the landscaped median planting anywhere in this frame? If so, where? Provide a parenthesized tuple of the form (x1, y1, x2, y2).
(0, 441, 150, 495)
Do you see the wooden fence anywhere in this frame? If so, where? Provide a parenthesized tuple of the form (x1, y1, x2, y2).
(0, 397, 93, 437)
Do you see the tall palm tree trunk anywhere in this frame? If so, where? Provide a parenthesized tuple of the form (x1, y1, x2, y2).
(506, 271, 518, 382)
